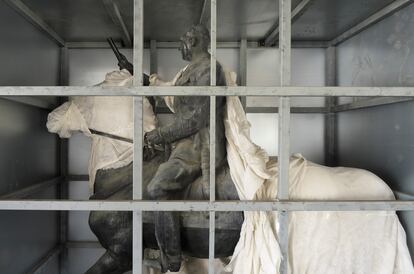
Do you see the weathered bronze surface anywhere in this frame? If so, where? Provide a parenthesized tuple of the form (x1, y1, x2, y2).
(86, 25, 242, 274)
(86, 155, 242, 274)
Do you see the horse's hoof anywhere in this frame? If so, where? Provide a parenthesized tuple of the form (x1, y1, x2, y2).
(157, 249, 182, 273)
(168, 261, 182, 272)
(159, 250, 169, 273)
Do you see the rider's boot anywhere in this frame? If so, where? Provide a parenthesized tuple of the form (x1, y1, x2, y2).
(154, 211, 182, 272)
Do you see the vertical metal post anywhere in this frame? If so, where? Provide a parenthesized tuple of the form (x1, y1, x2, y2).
(133, 0, 144, 273)
(209, 0, 217, 273)
(150, 40, 157, 75)
(278, 0, 291, 274)
(59, 46, 69, 86)
(58, 46, 69, 274)
(239, 39, 247, 109)
(325, 46, 337, 166)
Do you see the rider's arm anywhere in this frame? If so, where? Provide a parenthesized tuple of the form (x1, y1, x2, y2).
(145, 66, 211, 145)
(157, 96, 210, 144)
(145, 63, 227, 145)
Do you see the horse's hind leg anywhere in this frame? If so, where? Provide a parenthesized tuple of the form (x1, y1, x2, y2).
(85, 251, 129, 274)
(86, 210, 132, 274)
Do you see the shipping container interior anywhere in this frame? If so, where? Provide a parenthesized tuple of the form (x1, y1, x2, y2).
(1, 0, 414, 273)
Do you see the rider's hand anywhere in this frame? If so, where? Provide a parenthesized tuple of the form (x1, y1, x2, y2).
(144, 129, 164, 145)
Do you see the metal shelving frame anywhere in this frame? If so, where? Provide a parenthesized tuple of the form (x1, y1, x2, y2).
(2, 0, 414, 273)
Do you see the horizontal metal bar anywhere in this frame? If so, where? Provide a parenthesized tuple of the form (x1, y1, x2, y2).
(156, 41, 260, 49)
(66, 241, 102, 249)
(64, 41, 327, 49)
(0, 200, 414, 211)
(65, 41, 124, 49)
(65, 41, 259, 49)
(27, 245, 63, 274)
(394, 191, 414, 201)
(288, 40, 329, 48)
(1, 86, 414, 97)
(4, 0, 65, 46)
(176, 40, 326, 48)
(246, 107, 326, 113)
(332, 97, 414, 112)
(329, 0, 413, 46)
(152, 105, 329, 114)
(0, 177, 63, 199)
(1, 96, 57, 110)
(67, 175, 89, 181)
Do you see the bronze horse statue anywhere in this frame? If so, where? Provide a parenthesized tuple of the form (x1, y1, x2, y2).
(87, 29, 242, 273)
(86, 151, 243, 274)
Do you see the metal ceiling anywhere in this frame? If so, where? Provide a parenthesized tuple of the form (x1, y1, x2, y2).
(291, 0, 397, 41)
(216, 0, 302, 41)
(140, 0, 205, 42)
(17, 0, 410, 45)
(21, 0, 123, 42)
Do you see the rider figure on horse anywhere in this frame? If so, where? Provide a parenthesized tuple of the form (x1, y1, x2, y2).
(144, 24, 228, 272)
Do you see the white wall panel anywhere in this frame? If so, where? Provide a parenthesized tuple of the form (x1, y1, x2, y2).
(68, 133, 92, 175)
(247, 113, 324, 163)
(247, 48, 326, 107)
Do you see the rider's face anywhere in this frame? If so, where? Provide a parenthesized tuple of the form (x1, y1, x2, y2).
(179, 32, 193, 62)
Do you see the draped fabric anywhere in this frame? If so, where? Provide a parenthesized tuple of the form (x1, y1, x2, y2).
(48, 68, 414, 274)
(47, 69, 156, 187)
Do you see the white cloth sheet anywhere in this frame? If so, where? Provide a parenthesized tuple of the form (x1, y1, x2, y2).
(48, 68, 414, 274)
(153, 67, 414, 274)
(47, 69, 156, 187)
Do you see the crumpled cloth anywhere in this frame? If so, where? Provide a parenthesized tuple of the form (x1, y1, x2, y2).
(221, 75, 413, 274)
(287, 157, 414, 274)
(48, 67, 414, 274)
(223, 95, 281, 274)
(47, 69, 156, 187)
(156, 70, 281, 274)
(152, 67, 414, 274)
